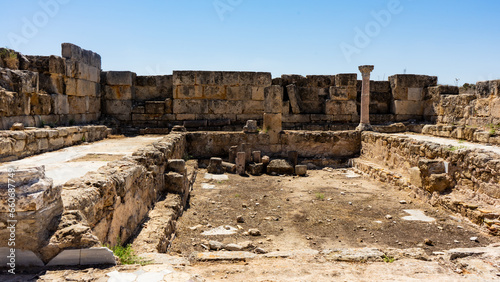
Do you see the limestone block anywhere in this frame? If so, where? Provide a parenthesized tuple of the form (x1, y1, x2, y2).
(30, 93, 52, 115)
(48, 55, 66, 74)
(61, 43, 82, 60)
(491, 99, 500, 118)
(335, 73, 357, 86)
(243, 100, 264, 114)
(408, 88, 423, 101)
(207, 157, 224, 174)
(371, 81, 391, 93)
(173, 99, 208, 114)
(300, 101, 323, 114)
(392, 100, 423, 115)
(306, 75, 335, 88)
(238, 72, 256, 85)
(252, 86, 265, 101)
(175, 114, 197, 120)
(103, 100, 132, 115)
(204, 85, 226, 99)
(145, 101, 165, 114)
(165, 98, 173, 114)
(325, 100, 357, 115)
(68, 96, 88, 114)
(267, 159, 294, 175)
(104, 71, 135, 86)
(281, 74, 308, 87)
(39, 73, 64, 94)
(476, 80, 500, 98)
(255, 72, 272, 87)
(263, 113, 282, 144)
(236, 114, 261, 121)
(208, 100, 243, 115)
(88, 97, 101, 114)
(264, 86, 283, 114)
(174, 85, 203, 99)
(282, 101, 290, 115)
(286, 84, 302, 114)
(167, 159, 186, 174)
(51, 94, 69, 115)
(172, 71, 196, 86)
(236, 152, 246, 175)
(295, 165, 307, 176)
(80, 247, 116, 266)
(103, 85, 133, 100)
(284, 114, 310, 123)
(66, 60, 89, 80)
(225, 86, 249, 101)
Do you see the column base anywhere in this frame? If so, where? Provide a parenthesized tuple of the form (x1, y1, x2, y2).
(356, 123, 373, 131)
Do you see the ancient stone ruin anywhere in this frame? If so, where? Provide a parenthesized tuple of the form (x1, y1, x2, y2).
(1, 43, 500, 280)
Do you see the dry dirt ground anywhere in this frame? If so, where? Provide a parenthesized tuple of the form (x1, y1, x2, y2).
(170, 168, 494, 255)
(4, 168, 500, 281)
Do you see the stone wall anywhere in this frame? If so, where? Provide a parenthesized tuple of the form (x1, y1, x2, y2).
(424, 81, 500, 134)
(34, 133, 188, 263)
(0, 125, 109, 162)
(0, 44, 102, 130)
(186, 130, 361, 159)
(355, 132, 500, 235)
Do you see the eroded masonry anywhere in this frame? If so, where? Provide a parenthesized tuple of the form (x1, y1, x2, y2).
(0, 43, 499, 278)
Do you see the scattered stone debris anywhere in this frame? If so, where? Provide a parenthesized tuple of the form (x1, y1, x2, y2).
(248, 229, 262, 236)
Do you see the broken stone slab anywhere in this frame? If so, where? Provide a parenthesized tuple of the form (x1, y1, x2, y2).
(322, 248, 384, 262)
(201, 225, 238, 236)
(267, 159, 294, 175)
(286, 84, 302, 114)
(262, 156, 270, 166)
(402, 210, 436, 222)
(222, 161, 236, 173)
(45, 247, 115, 267)
(193, 251, 256, 261)
(207, 157, 224, 174)
(243, 120, 258, 133)
(295, 165, 307, 176)
(204, 173, 229, 181)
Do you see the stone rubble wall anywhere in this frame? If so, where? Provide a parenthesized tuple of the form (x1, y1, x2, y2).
(0, 43, 102, 130)
(47, 133, 188, 262)
(186, 130, 361, 159)
(356, 132, 500, 235)
(0, 125, 109, 162)
(421, 124, 500, 145)
(424, 82, 500, 131)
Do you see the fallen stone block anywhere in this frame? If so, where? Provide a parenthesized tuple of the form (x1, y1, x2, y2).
(207, 157, 224, 174)
(295, 165, 307, 176)
(267, 159, 294, 175)
(248, 163, 263, 176)
(222, 161, 236, 174)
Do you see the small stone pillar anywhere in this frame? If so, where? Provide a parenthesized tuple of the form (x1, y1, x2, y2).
(229, 146, 238, 163)
(288, 151, 298, 168)
(236, 152, 246, 175)
(243, 120, 258, 133)
(207, 157, 224, 174)
(356, 65, 374, 131)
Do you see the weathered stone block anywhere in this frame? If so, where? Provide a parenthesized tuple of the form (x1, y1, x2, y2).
(295, 165, 307, 176)
(68, 96, 87, 114)
(174, 85, 202, 99)
(61, 43, 82, 60)
(173, 99, 208, 114)
(104, 71, 135, 86)
(243, 100, 264, 114)
(49, 55, 66, 74)
(267, 159, 294, 175)
(103, 100, 132, 115)
(167, 159, 186, 174)
(306, 75, 335, 88)
(165, 98, 173, 114)
(286, 84, 302, 114)
(165, 172, 187, 194)
(204, 85, 226, 99)
(30, 93, 52, 115)
(145, 101, 165, 114)
(335, 73, 357, 86)
(172, 71, 196, 86)
(392, 100, 423, 115)
(227, 86, 251, 101)
(264, 86, 283, 114)
(207, 157, 224, 174)
(263, 113, 282, 144)
(50, 94, 69, 115)
(252, 87, 265, 101)
(408, 88, 423, 101)
(208, 100, 243, 115)
(325, 100, 357, 115)
(39, 73, 64, 94)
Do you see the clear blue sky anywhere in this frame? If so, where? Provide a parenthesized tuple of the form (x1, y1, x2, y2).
(1, 0, 499, 85)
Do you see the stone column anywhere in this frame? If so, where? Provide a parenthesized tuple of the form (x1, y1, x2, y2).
(356, 65, 374, 131)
